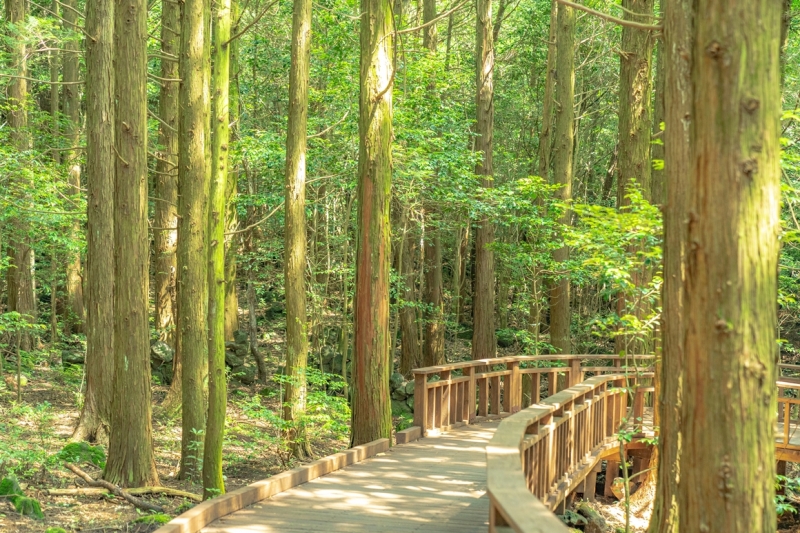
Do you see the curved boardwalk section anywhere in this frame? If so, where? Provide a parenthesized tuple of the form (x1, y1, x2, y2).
(202, 423, 498, 533)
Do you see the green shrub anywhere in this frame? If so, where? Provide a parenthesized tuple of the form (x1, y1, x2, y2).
(132, 513, 172, 525)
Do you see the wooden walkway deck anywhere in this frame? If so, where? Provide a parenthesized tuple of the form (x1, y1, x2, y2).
(202, 422, 499, 533)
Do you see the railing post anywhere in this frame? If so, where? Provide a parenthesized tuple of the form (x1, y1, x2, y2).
(440, 370, 451, 429)
(465, 367, 477, 423)
(413, 372, 428, 435)
(509, 361, 521, 413)
(568, 357, 582, 387)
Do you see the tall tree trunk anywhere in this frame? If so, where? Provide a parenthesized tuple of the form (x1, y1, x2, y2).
(351, 0, 393, 446)
(669, 1, 780, 531)
(615, 0, 655, 356)
(537, 0, 556, 183)
(283, 0, 312, 460)
(224, 3, 240, 341)
(73, 0, 115, 443)
(650, 35, 665, 207)
(399, 213, 421, 374)
(203, 0, 231, 497)
(63, 0, 85, 335)
(104, 0, 159, 487)
(548, 0, 575, 355)
(421, 0, 444, 369)
(177, 0, 210, 479)
(648, 2, 690, 531)
(471, 0, 496, 360)
(5, 0, 36, 351)
(153, 0, 180, 348)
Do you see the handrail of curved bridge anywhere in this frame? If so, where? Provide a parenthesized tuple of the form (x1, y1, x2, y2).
(478, 362, 800, 533)
(411, 354, 654, 434)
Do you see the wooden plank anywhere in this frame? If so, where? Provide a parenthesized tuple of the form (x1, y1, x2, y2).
(413, 374, 428, 432)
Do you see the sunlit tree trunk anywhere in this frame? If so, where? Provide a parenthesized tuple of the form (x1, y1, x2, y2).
(398, 211, 421, 374)
(177, 0, 210, 479)
(73, 0, 115, 443)
(153, 0, 181, 348)
(5, 0, 36, 351)
(104, 0, 159, 487)
(471, 0, 496, 360)
(283, 0, 312, 459)
(351, 0, 393, 446)
(224, 2, 240, 341)
(63, 0, 85, 335)
(615, 0, 654, 356)
(672, 1, 780, 531)
(548, 0, 575, 355)
(203, 0, 231, 497)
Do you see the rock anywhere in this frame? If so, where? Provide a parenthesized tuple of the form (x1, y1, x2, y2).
(496, 329, 517, 348)
(62, 351, 85, 365)
(233, 330, 249, 345)
(404, 381, 415, 396)
(225, 341, 238, 351)
(391, 399, 411, 417)
(234, 345, 249, 358)
(150, 341, 174, 364)
(406, 396, 414, 411)
(390, 372, 404, 390)
(575, 501, 607, 533)
(392, 389, 407, 401)
(225, 351, 244, 368)
(456, 329, 473, 340)
(231, 365, 256, 384)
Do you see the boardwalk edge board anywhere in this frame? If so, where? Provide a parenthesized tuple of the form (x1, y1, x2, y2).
(395, 425, 421, 444)
(153, 438, 390, 533)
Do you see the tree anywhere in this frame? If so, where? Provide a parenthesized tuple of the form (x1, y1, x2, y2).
(421, 0, 444, 368)
(63, 0, 85, 335)
(283, 0, 313, 459)
(153, 0, 181, 348)
(104, 0, 159, 487)
(203, 0, 231, 497)
(176, 0, 211, 479)
(653, 1, 782, 531)
(72, 0, 115, 443)
(548, 0, 575, 355)
(471, 0, 496, 360)
(351, 0, 393, 446)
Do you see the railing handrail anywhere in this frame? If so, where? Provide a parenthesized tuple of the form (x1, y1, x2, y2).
(412, 354, 654, 376)
(485, 373, 641, 533)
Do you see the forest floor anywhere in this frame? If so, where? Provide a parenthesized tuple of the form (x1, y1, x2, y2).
(0, 352, 350, 532)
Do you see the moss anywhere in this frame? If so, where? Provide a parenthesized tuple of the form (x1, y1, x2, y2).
(0, 476, 23, 498)
(13, 495, 44, 519)
(46, 528, 68, 533)
(132, 513, 171, 525)
(57, 441, 106, 468)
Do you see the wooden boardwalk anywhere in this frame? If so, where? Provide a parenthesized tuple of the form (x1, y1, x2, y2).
(202, 423, 498, 533)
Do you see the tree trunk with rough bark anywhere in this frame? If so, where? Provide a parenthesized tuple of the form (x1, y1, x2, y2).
(176, 0, 210, 479)
(548, 0, 575, 355)
(283, 0, 312, 460)
(471, 0, 496, 360)
(153, 0, 180, 348)
(351, 0, 393, 446)
(73, 0, 116, 443)
(104, 0, 159, 487)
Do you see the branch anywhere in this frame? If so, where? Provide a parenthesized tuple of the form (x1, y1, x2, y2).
(555, 0, 662, 31)
(396, 0, 468, 35)
(223, 0, 280, 46)
(0, 73, 83, 85)
(148, 109, 177, 133)
(307, 111, 349, 139)
(64, 463, 165, 513)
(225, 203, 283, 236)
(48, 486, 201, 502)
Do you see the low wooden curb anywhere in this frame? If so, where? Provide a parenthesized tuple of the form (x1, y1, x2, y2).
(395, 425, 421, 444)
(154, 438, 390, 533)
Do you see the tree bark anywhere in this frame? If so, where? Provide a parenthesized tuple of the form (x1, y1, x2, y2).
(670, 1, 781, 531)
(536, 0, 556, 183)
(176, 0, 210, 479)
(73, 0, 115, 443)
(153, 0, 181, 348)
(548, 0, 575, 355)
(471, 0, 496, 360)
(104, 0, 159, 487)
(399, 213, 421, 375)
(63, 0, 85, 335)
(283, 0, 312, 460)
(351, 0, 393, 446)
(203, 0, 231, 497)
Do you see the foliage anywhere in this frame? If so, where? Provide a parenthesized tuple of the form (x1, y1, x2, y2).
(0, 475, 44, 519)
(132, 513, 172, 525)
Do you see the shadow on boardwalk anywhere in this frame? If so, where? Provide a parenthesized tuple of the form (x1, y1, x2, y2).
(203, 423, 498, 533)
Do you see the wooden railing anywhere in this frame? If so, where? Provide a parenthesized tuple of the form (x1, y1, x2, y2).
(412, 354, 653, 435)
(777, 372, 800, 462)
(484, 373, 652, 533)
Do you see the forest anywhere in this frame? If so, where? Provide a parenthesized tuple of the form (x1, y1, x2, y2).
(0, 0, 798, 530)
